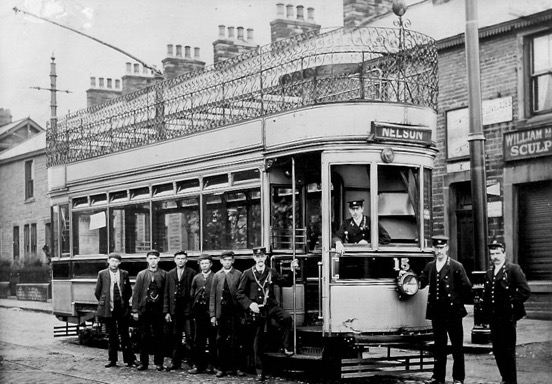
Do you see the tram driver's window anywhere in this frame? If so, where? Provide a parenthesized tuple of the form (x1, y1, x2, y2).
(378, 165, 420, 247)
(271, 186, 304, 251)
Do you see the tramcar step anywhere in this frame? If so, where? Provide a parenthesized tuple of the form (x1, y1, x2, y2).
(264, 352, 322, 360)
(53, 324, 80, 337)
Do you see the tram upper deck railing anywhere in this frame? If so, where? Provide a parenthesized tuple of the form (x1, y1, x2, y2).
(47, 25, 438, 167)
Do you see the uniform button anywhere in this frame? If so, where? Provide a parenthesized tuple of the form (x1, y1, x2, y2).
(258, 288, 261, 291)
(448, 294, 451, 297)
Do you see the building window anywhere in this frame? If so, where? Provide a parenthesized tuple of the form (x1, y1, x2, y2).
(530, 31, 552, 114)
(25, 160, 34, 199)
(24, 224, 29, 258)
(31, 223, 37, 255)
(13, 226, 20, 261)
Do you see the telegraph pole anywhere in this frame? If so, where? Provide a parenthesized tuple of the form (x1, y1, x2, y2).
(465, 0, 490, 344)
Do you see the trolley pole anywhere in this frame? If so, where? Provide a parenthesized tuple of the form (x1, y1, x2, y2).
(291, 157, 297, 355)
(465, 0, 490, 344)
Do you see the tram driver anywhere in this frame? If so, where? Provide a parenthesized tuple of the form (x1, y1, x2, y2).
(333, 199, 391, 255)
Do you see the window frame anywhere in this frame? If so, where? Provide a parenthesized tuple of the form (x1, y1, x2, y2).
(25, 159, 34, 200)
(525, 29, 552, 117)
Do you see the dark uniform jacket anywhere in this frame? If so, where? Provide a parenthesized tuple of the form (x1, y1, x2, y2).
(333, 215, 391, 245)
(163, 266, 197, 316)
(482, 262, 530, 322)
(236, 266, 292, 310)
(191, 271, 214, 316)
(419, 257, 472, 320)
(132, 268, 167, 315)
(95, 268, 132, 318)
(210, 267, 242, 320)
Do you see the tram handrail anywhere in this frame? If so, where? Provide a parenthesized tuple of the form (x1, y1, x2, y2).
(47, 26, 438, 167)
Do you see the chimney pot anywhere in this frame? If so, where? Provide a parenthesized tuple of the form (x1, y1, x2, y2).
(107, 78, 112, 89)
(90, 77, 96, 87)
(167, 44, 174, 56)
(237, 26, 244, 40)
(176, 44, 183, 57)
(307, 7, 315, 22)
(185, 46, 191, 58)
(218, 24, 226, 38)
(133, 63, 140, 74)
(296, 5, 304, 20)
(247, 28, 254, 42)
(99, 77, 105, 88)
(115, 79, 121, 89)
(194, 47, 200, 58)
(286, 4, 294, 18)
(276, 3, 285, 17)
(228, 26, 235, 39)
(126, 62, 132, 73)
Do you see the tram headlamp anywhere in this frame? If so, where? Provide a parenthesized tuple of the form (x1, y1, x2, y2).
(397, 271, 419, 299)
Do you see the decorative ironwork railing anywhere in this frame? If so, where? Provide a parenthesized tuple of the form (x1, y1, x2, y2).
(47, 25, 438, 167)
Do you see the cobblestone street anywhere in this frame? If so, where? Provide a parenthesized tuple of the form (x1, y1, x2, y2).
(0, 307, 551, 384)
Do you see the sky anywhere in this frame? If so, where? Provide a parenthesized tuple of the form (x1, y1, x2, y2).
(0, 0, 344, 127)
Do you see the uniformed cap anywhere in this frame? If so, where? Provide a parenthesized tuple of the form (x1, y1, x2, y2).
(348, 199, 364, 208)
(198, 253, 213, 262)
(107, 253, 122, 261)
(146, 249, 160, 257)
(253, 247, 267, 256)
(488, 240, 505, 250)
(432, 235, 449, 247)
(220, 250, 235, 259)
(174, 250, 188, 257)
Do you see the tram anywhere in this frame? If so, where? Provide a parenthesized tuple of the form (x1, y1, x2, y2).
(48, 21, 439, 379)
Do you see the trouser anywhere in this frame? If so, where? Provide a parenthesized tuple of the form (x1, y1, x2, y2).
(432, 316, 465, 382)
(216, 307, 244, 372)
(192, 311, 216, 370)
(252, 305, 292, 374)
(139, 305, 165, 366)
(104, 310, 135, 364)
(490, 319, 517, 384)
(169, 313, 193, 367)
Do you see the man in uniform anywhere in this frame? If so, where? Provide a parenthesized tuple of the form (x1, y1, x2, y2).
(94, 253, 138, 368)
(482, 240, 530, 384)
(210, 250, 245, 377)
(188, 253, 216, 374)
(237, 247, 299, 381)
(333, 199, 391, 255)
(132, 250, 167, 371)
(419, 236, 472, 384)
(164, 250, 197, 371)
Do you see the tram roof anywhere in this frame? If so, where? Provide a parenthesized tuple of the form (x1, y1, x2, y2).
(47, 25, 439, 168)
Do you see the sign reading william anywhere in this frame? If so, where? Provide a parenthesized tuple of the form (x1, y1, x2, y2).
(504, 126, 552, 161)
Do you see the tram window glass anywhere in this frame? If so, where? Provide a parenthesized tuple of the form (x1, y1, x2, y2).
(176, 179, 200, 194)
(152, 198, 200, 253)
(202, 188, 261, 250)
(232, 169, 260, 185)
(423, 168, 433, 248)
(204, 174, 229, 190)
(271, 186, 304, 250)
(330, 164, 373, 248)
(110, 203, 151, 254)
(378, 165, 420, 247)
(153, 182, 174, 197)
(72, 197, 88, 208)
(72, 210, 108, 256)
(306, 183, 322, 251)
(74, 260, 108, 278)
(130, 187, 150, 200)
(60, 204, 70, 256)
(52, 260, 70, 279)
(110, 190, 128, 203)
(90, 194, 107, 206)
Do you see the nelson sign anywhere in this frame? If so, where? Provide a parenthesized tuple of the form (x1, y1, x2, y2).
(504, 126, 552, 161)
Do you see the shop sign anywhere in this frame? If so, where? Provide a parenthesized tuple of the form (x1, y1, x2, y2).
(372, 122, 432, 144)
(504, 126, 552, 161)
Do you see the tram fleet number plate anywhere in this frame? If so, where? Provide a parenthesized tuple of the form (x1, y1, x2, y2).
(372, 122, 432, 145)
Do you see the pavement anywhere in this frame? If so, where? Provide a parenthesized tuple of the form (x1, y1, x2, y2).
(1, 297, 551, 353)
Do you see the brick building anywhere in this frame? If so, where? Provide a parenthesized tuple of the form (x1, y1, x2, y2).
(348, 0, 552, 317)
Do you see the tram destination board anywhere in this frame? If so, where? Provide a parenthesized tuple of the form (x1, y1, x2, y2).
(372, 122, 432, 145)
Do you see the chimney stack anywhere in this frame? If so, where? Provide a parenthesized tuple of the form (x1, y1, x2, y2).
(0, 108, 12, 127)
(270, 3, 321, 43)
(122, 61, 159, 95)
(213, 25, 258, 64)
(162, 43, 206, 79)
(343, 0, 394, 28)
(86, 75, 122, 108)
(167, 44, 174, 56)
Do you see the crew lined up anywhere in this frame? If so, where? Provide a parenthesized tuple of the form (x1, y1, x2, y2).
(94, 247, 298, 382)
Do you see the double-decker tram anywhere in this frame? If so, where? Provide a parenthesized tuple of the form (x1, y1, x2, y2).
(48, 20, 438, 379)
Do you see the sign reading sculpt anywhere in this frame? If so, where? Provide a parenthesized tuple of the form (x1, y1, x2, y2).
(504, 126, 552, 161)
